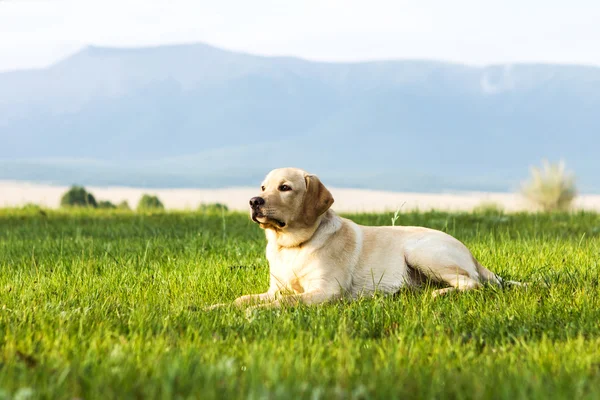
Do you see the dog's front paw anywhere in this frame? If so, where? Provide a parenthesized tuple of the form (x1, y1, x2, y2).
(431, 287, 456, 297)
(204, 302, 230, 311)
(244, 306, 258, 320)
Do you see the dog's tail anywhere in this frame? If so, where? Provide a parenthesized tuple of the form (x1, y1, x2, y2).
(475, 260, 526, 288)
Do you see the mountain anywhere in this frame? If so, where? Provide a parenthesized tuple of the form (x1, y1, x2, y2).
(1, 43, 599, 192)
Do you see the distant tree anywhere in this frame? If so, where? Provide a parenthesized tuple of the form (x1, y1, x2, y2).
(137, 194, 165, 211)
(521, 160, 577, 212)
(117, 200, 131, 210)
(60, 186, 97, 208)
(97, 200, 117, 209)
(198, 202, 229, 213)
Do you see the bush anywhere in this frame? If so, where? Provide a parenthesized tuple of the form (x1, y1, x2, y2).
(198, 203, 229, 213)
(18, 203, 48, 216)
(473, 201, 504, 215)
(117, 200, 131, 210)
(521, 160, 577, 212)
(20, 203, 43, 211)
(137, 194, 165, 211)
(97, 200, 116, 209)
(60, 186, 97, 208)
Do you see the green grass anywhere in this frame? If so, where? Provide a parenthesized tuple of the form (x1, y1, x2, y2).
(1, 208, 600, 399)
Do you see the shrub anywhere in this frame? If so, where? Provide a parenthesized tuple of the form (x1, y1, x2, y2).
(473, 201, 504, 215)
(97, 200, 116, 209)
(117, 200, 131, 210)
(60, 186, 97, 208)
(198, 203, 229, 213)
(521, 160, 577, 212)
(18, 203, 48, 216)
(137, 194, 165, 211)
(20, 203, 43, 211)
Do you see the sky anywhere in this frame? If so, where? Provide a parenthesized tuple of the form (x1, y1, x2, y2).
(1, 0, 600, 72)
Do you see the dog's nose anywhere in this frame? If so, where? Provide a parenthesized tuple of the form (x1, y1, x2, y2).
(249, 197, 265, 208)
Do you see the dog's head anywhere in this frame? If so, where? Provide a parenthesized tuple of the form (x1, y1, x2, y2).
(249, 168, 334, 232)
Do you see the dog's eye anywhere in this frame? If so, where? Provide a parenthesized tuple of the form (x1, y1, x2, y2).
(261, 186, 265, 191)
(278, 184, 292, 192)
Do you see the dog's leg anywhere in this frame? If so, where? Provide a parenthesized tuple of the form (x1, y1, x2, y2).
(431, 275, 481, 297)
(205, 292, 275, 310)
(248, 290, 337, 311)
(233, 292, 276, 306)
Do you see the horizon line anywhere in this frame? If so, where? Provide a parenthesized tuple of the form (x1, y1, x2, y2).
(2, 41, 600, 74)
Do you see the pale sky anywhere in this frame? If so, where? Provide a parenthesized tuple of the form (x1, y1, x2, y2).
(1, 0, 599, 72)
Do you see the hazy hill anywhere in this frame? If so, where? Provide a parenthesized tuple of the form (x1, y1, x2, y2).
(1, 43, 599, 192)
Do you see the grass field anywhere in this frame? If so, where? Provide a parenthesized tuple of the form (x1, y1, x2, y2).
(1, 208, 600, 399)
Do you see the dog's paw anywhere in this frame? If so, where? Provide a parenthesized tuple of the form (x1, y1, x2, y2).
(244, 306, 259, 321)
(431, 287, 455, 298)
(204, 302, 230, 311)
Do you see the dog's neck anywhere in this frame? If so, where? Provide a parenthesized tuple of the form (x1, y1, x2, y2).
(265, 210, 340, 249)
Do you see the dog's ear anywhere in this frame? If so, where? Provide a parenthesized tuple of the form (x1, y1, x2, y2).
(302, 174, 334, 225)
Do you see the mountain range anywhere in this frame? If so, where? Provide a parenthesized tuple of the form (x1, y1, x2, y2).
(1, 43, 599, 192)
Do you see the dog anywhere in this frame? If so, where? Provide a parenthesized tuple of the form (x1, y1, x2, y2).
(212, 167, 516, 310)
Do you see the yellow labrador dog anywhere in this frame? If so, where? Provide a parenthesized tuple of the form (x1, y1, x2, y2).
(215, 167, 513, 310)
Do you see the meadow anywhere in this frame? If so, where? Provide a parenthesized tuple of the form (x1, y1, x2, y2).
(1, 208, 599, 399)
